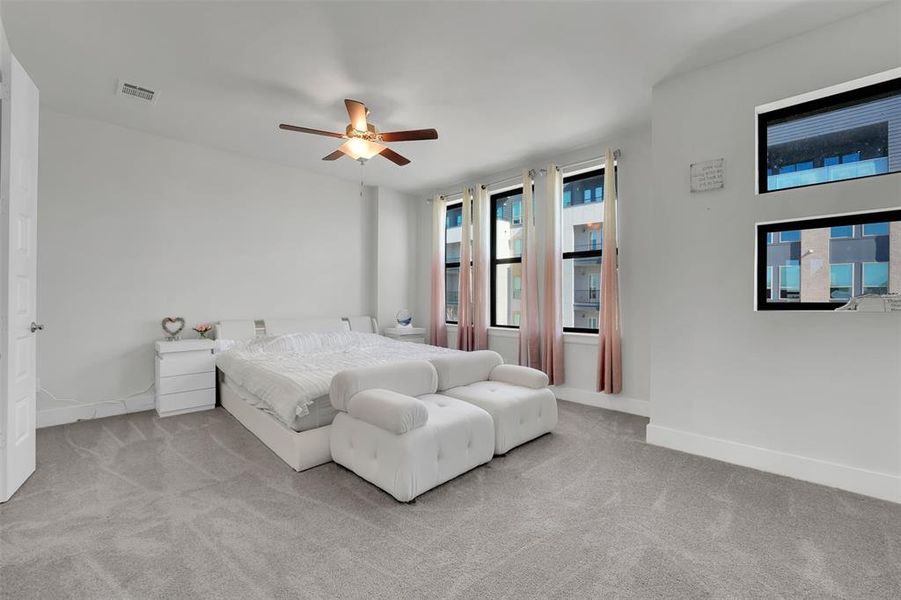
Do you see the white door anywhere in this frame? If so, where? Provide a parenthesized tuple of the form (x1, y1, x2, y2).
(0, 55, 39, 503)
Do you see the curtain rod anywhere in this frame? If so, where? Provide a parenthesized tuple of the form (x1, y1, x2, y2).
(426, 148, 621, 201)
(480, 169, 535, 191)
(560, 148, 622, 173)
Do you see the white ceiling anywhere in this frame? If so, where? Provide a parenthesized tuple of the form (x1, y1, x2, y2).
(2, 0, 885, 195)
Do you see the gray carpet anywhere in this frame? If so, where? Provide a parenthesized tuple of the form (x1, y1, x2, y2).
(2, 401, 900, 599)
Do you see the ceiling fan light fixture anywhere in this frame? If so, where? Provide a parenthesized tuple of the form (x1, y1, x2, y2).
(347, 137, 380, 160)
(280, 98, 436, 166)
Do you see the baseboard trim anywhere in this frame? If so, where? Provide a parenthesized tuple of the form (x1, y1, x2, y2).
(646, 423, 901, 504)
(37, 393, 155, 428)
(552, 386, 650, 418)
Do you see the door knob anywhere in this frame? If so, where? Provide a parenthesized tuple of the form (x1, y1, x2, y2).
(30, 322, 44, 333)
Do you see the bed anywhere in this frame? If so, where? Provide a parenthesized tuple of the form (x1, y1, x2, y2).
(214, 316, 457, 471)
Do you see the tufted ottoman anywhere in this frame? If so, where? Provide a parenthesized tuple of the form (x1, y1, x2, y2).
(329, 360, 494, 502)
(431, 351, 558, 455)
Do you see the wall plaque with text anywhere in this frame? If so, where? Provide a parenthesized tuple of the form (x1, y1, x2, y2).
(690, 158, 725, 192)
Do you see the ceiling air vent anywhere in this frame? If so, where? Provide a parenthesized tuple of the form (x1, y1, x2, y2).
(116, 79, 158, 103)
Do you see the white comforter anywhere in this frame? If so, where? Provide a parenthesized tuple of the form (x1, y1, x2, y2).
(216, 331, 458, 427)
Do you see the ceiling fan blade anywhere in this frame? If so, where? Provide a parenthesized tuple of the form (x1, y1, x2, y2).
(322, 149, 345, 161)
(379, 147, 411, 166)
(344, 99, 369, 132)
(279, 124, 345, 139)
(379, 129, 438, 142)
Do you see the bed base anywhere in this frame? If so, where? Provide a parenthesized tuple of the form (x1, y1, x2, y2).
(220, 382, 332, 472)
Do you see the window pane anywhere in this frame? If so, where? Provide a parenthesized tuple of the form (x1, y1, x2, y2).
(445, 267, 459, 322)
(760, 211, 899, 308)
(779, 265, 801, 300)
(831, 226, 852, 238)
(494, 192, 523, 260)
(562, 256, 601, 330)
(780, 230, 801, 242)
(863, 222, 889, 236)
(830, 264, 853, 300)
(563, 172, 604, 253)
(445, 204, 462, 229)
(761, 78, 900, 192)
(830, 263, 853, 286)
(863, 262, 889, 294)
(563, 171, 604, 207)
(494, 263, 522, 327)
(511, 199, 522, 225)
(445, 203, 462, 264)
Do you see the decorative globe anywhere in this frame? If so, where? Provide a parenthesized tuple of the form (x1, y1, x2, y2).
(395, 309, 413, 327)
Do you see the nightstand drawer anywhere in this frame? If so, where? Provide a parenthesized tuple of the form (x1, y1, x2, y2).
(157, 350, 215, 377)
(157, 388, 215, 416)
(386, 334, 426, 344)
(158, 372, 213, 395)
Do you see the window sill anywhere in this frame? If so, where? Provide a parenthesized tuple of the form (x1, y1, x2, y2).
(563, 331, 598, 345)
(446, 324, 597, 343)
(447, 324, 519, 338)
(488, 327, 519, 338)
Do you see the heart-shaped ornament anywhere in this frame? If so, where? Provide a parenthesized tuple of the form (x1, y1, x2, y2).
(161, 316, 185, 340)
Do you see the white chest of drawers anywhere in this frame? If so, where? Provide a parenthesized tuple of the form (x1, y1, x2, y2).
(154, 339, 217, 418)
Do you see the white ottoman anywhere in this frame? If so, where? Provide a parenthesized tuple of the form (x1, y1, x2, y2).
(431, 351, 558, 455)
(329, 361, 494, 502)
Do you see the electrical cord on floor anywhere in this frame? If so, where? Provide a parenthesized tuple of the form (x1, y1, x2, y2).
(38, 383, 155, 421)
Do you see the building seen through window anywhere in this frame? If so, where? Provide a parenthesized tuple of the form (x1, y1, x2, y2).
(760, 211, 901, 309)
(760, 78, 901, 192)
(453, 167, 612, 331)
(445, 203, 463, 322)
(562, 169, 606, 332)
(492, 190, 523, 327)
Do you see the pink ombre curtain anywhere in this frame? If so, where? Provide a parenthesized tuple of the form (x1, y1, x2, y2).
(542, 165, 565, 384)
(472, 185, 490, 350)
(598, 149, 622, 393)
(518, 170, 541, 369)
(456, 189, 475, 351)
(429, 195, 448, 347)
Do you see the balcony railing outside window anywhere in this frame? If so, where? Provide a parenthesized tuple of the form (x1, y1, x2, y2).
(767, 157, 888, 191)
(572, 289, 601, 307)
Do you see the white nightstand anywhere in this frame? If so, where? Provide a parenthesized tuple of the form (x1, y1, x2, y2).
(383, 327, 427, 344)
(154, 339, 217, 418)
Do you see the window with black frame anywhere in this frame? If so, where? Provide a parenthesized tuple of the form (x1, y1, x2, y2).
(756, 209, 901, 310)
(562, 168, 606, 333)
(490, 187, 524, 327)
(445, 202, 462, 323)
(757, 76, 901, 193)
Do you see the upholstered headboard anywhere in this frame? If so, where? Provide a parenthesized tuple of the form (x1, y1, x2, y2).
(214, 316, 375, 341)
(345, 315, 378, 334)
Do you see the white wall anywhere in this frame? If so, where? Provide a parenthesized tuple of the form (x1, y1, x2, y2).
(37, 110, 412, 417)
(647, 2, 901, 502)
(375, 187, 419, 332)
(417, 127, 653, 416)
